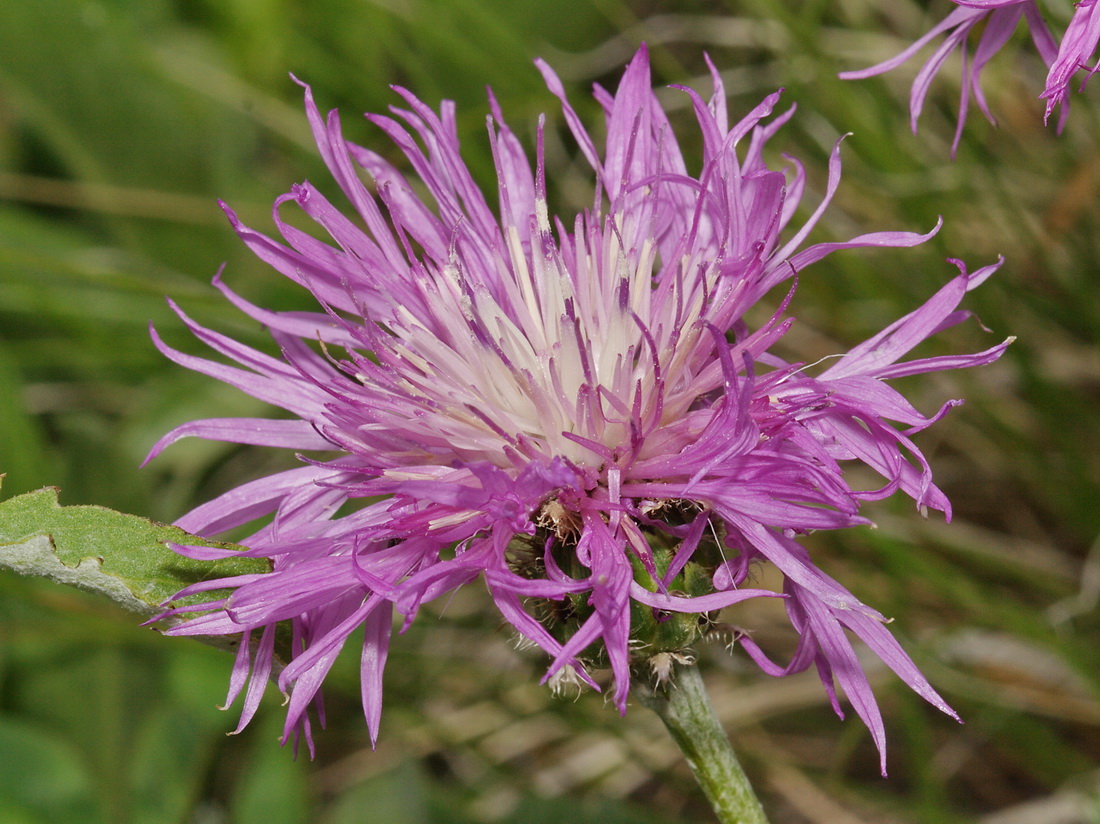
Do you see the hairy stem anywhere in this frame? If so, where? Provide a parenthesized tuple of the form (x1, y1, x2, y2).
(636, 663, 769, 824)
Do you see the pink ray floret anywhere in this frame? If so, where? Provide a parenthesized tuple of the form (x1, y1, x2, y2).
(149, 46, 1010, 772)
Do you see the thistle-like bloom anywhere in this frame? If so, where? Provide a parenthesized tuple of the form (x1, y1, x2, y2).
(148, 46, 1010, 772)
(841, 0, 1100, 148)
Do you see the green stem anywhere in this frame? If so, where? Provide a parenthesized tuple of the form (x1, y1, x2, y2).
(635, 663, 769, 824)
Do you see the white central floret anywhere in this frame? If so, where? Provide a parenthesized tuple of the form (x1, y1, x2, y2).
(371, 196, 722, 470)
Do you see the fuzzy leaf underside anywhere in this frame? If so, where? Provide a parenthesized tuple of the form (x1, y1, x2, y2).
(0, 481, 268, 617)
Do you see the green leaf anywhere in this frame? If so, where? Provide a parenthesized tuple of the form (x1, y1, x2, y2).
(0, 480, 268, 617)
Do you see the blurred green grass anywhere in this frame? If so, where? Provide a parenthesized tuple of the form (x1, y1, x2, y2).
(2, 1, 1099, 822)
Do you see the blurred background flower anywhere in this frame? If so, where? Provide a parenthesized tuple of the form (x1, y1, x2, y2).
(1, 1, 1098, 822)
(840, 0, 1100, 149)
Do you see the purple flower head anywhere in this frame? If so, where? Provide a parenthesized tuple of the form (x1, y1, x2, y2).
(841, 0, 1100, 150)
(148, 45, 1010, 772)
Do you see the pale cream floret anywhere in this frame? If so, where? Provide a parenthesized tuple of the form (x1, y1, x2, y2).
(369, 196, 728, 469)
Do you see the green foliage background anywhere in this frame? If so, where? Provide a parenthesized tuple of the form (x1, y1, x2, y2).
(1, 1, 1098, 821)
